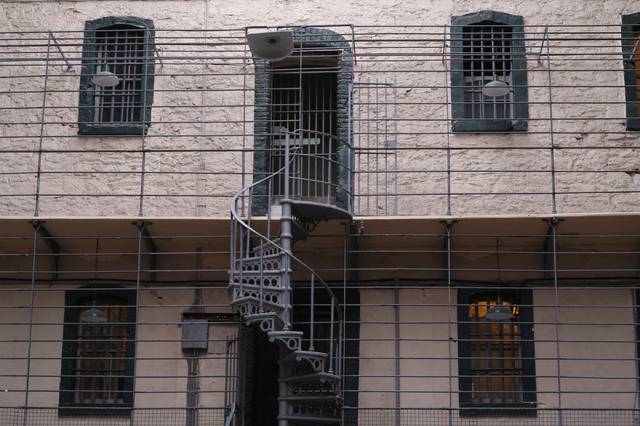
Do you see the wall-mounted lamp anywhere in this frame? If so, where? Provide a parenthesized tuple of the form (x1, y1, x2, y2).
(485, 304, 515, 321)
(482, 80, 510, 98)
(79, 304, 108, 323)
(246, 30, 294, 61)
(92, 65, 120, 87)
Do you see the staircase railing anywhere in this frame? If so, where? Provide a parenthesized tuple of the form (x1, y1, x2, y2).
(229, 129, 348, 378)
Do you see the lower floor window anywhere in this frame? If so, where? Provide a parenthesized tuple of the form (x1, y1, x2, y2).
(457, 288, 536, 415)
(59, 287, 136, 415)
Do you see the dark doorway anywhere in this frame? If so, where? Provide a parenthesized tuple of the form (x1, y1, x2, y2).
(238, 324, 279, 426)
(269, 51, 339, 203)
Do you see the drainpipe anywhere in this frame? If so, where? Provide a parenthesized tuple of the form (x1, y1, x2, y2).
(183, 248, 207, 426)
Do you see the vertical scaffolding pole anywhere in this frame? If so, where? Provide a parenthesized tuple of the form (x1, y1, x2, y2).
(22, 224, 40, 426)
(549, 218, 563, 425)
(445, 220, 454, 426)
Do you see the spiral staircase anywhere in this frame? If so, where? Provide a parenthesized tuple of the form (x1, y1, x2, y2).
(229, 131, 351, 425)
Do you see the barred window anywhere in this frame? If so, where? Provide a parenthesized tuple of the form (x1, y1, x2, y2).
(462, 24, 513, 121)
(622, 13, 640, 130)
(59, 288, 136, 415)
(451, 11, 528, 132)
(78, 17, 154, 135)
(457, 289, 536, 415)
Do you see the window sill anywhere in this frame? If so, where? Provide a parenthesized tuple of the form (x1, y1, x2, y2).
(58, 406, 132, 417)
(78, 124, 149, 136)
(452, 119, 528, 133)
(459, 403, 537, 417)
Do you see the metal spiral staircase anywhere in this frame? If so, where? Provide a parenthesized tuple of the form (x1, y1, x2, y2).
(229, 130, 351, 425)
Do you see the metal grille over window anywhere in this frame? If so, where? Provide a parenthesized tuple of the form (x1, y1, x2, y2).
(93, 26, 145, 125)
(467, 296, 522, 405)
(269, 50, 339, 203)
(634, 32, 640, 116)
(72, 297, 131, 406)
(462, 24, 514, 121)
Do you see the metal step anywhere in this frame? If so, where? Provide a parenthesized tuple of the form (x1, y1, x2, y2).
(230, 285, 286, 307)
(235, 253, 283, 271)
(279, 372, 341, 385)
(230, 296, 286, 316)
(279, 395, 339, 403)
(268, 330, 303, 351)
(251, 239, 282, 257)
(229, 281, 286, 293)
(280, 414, 340, 424)
(280, 350, 328, 373)
(244, 311, 285, 333)
(229, 272, 284, 291)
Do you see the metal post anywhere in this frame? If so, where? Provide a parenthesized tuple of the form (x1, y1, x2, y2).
(309, 274, 315, 351)
(329, 298, 335, 374)
(278, 131, 293, 426)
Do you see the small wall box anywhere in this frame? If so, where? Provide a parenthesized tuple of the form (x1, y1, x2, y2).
(181, 319, 209, 350)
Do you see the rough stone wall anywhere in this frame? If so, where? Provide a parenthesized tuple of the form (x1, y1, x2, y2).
(0, 0, 638, 218)
(0, 283, 235, 411)
(359, 288, 637, 421)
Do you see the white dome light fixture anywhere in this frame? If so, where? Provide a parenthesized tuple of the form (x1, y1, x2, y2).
(79, 306, 108, 323)
(92, 66, 120, 88)
(246, 30, 294, 61)
(482, 80, 510, 98)
(485, 304, 515, 321)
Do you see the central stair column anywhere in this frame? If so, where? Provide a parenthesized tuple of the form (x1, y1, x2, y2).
(279, 132, 293, 426)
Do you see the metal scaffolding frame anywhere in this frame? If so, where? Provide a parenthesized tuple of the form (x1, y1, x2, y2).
(0, 21, 637, 425)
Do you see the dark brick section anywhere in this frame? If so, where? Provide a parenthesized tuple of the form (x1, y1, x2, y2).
(251, 27, 354, 215)
(622, 13, 640, 131)
(78, 16, 155, 136)
(450, 11, 529, 133)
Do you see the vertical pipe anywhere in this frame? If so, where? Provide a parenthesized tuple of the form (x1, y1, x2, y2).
(550, 219, 563, 425)
(329, 298, 335, 373)
(22, 225, 39, 426)
(309, 274, 315, 351)
(130, 221, 144, 425)
(394, 282, 400, 426)
(445, 220, 453, 426)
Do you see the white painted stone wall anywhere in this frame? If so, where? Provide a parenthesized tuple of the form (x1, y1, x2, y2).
(0, 284, 236, 416)
(0, 0, 637, 218)
(359, 288, 637, 424)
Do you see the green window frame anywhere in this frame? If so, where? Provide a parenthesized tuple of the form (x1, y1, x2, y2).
(78, 16, 155, 135)
(622, 13, 640, 131)
(450, 11, 529, 133)
(457, 288, 537, 416)
(58, 287, 136, 416)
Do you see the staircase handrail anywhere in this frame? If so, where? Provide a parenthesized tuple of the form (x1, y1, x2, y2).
(230, 131, 344, 324)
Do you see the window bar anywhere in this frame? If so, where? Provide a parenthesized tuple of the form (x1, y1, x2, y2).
(492, 26, 499, 119)
(479, 27, 486, 121)
(109, 31, 116, 124)
(314, 72, 319, 199)
(327, 75, 333, 203)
